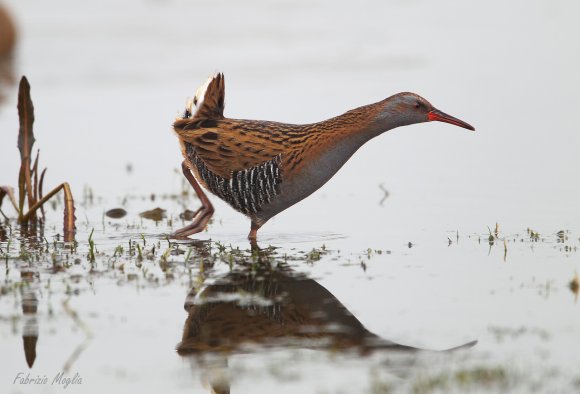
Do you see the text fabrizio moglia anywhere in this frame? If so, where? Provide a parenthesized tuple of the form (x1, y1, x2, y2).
(13, 372, 82, 389)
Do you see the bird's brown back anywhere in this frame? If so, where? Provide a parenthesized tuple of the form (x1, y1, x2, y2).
(174, 105, 382, 180)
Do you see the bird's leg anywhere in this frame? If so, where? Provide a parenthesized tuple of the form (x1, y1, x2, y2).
(171, 161, 214, 239)
(248, 221, 261, 248)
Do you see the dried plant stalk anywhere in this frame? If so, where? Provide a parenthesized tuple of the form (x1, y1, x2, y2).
(38, 168, 47, 219)
(20, 182, 75, 226)
(17, 76, 36, 220)
(62, 183, 75, 242)
(17, 165, 26, 217)
(32, 150, 39, 202)
(18, 182, 77, 240)
(0, 76, 77, 240)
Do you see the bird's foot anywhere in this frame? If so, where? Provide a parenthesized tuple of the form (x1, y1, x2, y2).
(170, 206, 214, 239)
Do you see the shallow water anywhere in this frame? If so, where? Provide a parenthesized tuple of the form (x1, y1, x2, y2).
(1, 0, 580, 393)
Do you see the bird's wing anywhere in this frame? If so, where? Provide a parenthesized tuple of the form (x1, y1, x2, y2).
(173, 118, 287, 179)
(174, 73, 296, 178)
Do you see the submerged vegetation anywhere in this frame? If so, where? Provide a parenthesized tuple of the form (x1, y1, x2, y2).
(411, 366, 511, 394)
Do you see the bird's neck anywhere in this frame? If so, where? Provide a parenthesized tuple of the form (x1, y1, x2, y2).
(287, 99, 401, 175)
(315, 98, 402, 146)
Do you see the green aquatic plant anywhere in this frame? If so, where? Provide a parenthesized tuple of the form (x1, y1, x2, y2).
(87, 228, 95, 263)
(503, 239, 508, 262)
(412, 365, 510, 394)
(487, 226, 495, 245)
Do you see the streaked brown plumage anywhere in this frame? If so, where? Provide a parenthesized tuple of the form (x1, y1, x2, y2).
(172, 73, 474, 241)
(176, 263, 436, 355)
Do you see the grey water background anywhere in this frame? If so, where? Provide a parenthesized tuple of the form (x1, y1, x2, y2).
(1, 0, 580, 393)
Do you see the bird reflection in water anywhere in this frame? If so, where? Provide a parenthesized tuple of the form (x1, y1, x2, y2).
(176, 247, 476, 393)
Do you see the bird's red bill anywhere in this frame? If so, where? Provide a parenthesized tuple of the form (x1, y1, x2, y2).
(428, 109, 475, 131)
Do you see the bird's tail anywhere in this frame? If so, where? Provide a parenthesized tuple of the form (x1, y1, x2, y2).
(179, 72, 226, 121)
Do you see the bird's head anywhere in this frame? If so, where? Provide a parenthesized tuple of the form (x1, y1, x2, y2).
(377, 92, 475, 131)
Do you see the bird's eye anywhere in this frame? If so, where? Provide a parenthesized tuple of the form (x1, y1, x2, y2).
(414, 102, 420, 109)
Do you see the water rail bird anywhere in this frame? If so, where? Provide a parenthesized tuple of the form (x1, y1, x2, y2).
(172, 73, 474, 241)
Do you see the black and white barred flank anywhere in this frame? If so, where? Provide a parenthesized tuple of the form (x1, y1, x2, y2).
(185, 142, 282, 216)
